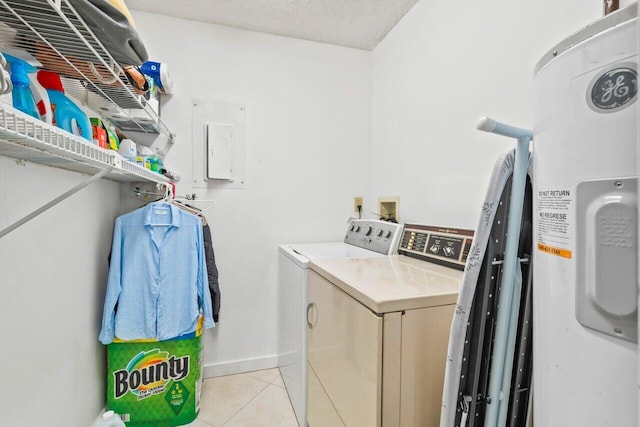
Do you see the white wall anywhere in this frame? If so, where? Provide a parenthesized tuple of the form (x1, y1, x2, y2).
(132, 12, 372, 375)
(0, 158, 120, 426)
(371, 1, 605, 229)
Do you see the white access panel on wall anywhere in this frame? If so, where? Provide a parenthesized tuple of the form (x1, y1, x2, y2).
(192, 99, 246, 189)
(206, 123, 235, 180)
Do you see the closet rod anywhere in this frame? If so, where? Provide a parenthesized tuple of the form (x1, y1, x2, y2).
(0, 167, 113, 239)
(133, 188, 164, 198)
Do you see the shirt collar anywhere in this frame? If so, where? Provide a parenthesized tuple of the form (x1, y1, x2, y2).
(143, 202, 182, 228)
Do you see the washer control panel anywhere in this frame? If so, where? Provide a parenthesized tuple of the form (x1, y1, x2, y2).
(344, 219, 403, 255)
(399, 223, 474, 270)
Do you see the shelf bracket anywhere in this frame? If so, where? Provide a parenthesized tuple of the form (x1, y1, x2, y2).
(0, 167, 113, 239)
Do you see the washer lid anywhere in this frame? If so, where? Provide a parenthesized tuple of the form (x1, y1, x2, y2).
(279, 242, 384, 268)
(310, 255, 463, 313)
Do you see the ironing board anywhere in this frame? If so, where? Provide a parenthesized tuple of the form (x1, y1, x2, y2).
(440, 148, 534, 427)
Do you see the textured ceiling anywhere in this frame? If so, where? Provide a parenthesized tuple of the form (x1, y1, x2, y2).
(126, 0, 419, 50)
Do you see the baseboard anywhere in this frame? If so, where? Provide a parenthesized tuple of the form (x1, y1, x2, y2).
(202, 354, 279, 378)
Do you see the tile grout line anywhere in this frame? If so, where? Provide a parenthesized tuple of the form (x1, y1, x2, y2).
(196, 374, 269, 427)
(196, 370, 289, 426)
(196, 416, 215, 427)
(246, 377, 277, 385)
(220, 379, 273, 426)
(244, 370, 282, 385)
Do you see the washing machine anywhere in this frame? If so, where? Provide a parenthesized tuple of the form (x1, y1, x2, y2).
(306, 224, 473, 427)
(278, 219, 403, 426)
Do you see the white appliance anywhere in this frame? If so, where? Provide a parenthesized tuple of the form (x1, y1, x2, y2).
(306, 224, 471, 427)
(278, 219, 403, 426)
(532, 5, 637, 426)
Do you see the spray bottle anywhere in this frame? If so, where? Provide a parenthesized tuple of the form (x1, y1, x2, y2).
(37, 70, 92, 141)
(3, 53, 39, 119)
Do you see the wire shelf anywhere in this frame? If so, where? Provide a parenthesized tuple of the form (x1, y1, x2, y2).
(0, 0, 173, 139)
(0, 102, 170, 183)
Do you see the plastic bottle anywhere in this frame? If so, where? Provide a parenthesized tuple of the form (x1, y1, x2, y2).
(27, 73, 52, 124)
(147, 157, 162, 173)
(100, 410, 126, 427)
(117, 138, 137, 161)
(3, 53, 39, 119)
(36, 70, 92, 141)
(0, 53, 13, 107)
(140, 61, 173, 94)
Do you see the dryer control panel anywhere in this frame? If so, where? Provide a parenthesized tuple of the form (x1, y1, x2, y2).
(399, 223, 474, 270)
(344, 220, 403, 255)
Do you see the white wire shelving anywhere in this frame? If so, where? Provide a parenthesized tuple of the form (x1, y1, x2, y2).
(0, 0, 175, 184)
(0, 102, 169, 183)
(0, 0, 173, 141)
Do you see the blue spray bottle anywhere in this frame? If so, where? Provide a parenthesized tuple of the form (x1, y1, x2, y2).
(3, 53, 39, 119)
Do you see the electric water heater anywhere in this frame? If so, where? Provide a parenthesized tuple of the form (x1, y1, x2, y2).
(532, 5, 637, 426)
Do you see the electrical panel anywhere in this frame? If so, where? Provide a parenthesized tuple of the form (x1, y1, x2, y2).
(206, 122, 234, 181)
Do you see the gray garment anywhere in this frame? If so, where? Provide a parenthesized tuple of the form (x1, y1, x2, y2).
(440, 149, 532, 426)
(203, 223, 221, 322)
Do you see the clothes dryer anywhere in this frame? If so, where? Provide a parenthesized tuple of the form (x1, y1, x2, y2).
(305, 224, 471, 426)
(278, 219, 403, 426)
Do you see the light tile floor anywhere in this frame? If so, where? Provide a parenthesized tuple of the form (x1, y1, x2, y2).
(184, 368, 298, 427)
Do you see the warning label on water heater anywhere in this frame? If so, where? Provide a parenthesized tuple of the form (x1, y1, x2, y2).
(537, 189, 573, 258)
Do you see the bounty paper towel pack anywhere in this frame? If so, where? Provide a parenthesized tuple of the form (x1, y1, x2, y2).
(106, 328, 203, 426)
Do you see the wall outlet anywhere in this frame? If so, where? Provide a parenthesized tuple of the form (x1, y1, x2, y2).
(354, 197, 363, 212)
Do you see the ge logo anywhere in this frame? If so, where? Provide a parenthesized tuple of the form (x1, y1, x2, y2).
(589, 65, 637, 112)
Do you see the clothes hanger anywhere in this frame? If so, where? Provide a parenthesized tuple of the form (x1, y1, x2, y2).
(163, 183, 174, 202)
(141, 183, 173, 226)
(151, 182, 174, 203)
(174, 193, 215, 214)
(198, 202, 215, 214)
(136, 185, 214, 219)
(171, 200, 203, 217)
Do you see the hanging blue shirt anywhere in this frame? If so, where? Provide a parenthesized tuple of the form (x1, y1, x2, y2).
(99, 202, 215, 344)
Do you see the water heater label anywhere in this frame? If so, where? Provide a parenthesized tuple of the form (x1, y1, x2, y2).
(537, 189, 573, 258)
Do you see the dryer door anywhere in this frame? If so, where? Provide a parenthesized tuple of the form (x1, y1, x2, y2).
(307, 270, 383, 427)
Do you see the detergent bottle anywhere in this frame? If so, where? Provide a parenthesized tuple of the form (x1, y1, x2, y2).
(37, 70, 92, 141)
(28, 73, 53, 124)
(3, 53, 39, 119)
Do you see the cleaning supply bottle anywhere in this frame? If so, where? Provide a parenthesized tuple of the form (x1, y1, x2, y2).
(3, 53, 39, 119)
(28, 73, 52, 124)
(0, 52, 13, 107)
(100, 410, 126, 427)
(37, 70, 92, 141)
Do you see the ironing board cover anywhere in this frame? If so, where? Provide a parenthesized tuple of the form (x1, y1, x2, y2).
(440, 149, 532, 426)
